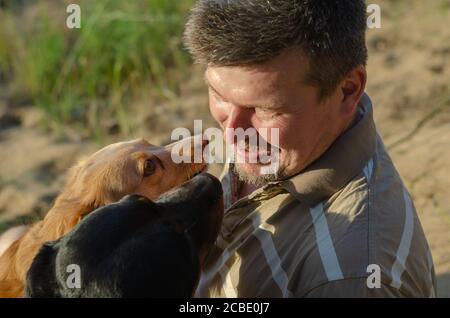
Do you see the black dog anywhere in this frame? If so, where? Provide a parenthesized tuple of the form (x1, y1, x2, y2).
(25, 173, 223, 298)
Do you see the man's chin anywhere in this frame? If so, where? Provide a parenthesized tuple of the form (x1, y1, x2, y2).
(235, 162, 261, 175)
(233, 163, 280, 187)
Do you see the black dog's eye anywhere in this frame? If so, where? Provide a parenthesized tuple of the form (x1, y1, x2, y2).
(144, 159, 157, 177)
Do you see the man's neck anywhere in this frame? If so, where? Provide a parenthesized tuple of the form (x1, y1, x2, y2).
(236, 181, 260, 201)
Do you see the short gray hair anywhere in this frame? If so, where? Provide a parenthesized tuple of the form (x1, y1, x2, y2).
(184, 0, 368, 98)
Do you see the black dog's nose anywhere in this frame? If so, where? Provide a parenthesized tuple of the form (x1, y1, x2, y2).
(191, 172, 223, 195)
(158, 172, 223, 205)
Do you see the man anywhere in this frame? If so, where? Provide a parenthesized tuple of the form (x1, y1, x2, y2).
(184, 0, 436, 297)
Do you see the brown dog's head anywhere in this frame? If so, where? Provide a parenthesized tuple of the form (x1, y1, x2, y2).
(65, 137, 207, 205)
(41, 137, 209, 237)
(0, 136, 213, 297)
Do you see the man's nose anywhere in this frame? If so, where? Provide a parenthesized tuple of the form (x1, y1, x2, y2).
(224, 105, 252, 144)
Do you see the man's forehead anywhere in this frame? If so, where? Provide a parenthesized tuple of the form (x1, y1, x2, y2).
(206, 48, 308, 82)
(206, 64, 280, 86)
(205, 66, 286, 108)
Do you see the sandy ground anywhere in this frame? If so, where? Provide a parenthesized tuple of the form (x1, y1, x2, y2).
(0, 0, 449, 297)
(364, 0, 450, 297)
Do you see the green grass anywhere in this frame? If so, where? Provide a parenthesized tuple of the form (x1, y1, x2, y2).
(0, 0, 195, 139)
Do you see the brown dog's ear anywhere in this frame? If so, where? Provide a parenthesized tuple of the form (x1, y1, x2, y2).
(42, 160, 107, 238)
(66, 204, 97, 232)
(59, 158, 127, 212)
(40, 199, 96, 240)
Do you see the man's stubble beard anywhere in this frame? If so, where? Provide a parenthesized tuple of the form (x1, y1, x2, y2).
(233, 163, 284, 187)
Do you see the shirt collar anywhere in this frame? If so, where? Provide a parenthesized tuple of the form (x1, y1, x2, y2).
(280, 93, 377, 206)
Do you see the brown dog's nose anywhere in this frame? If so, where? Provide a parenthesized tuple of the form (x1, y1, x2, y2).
(201, 137, 209, 150)
(194, 134, 209, 152)
(165, 135, 210, 164)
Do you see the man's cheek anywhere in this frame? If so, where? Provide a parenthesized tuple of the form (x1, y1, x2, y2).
(277, 128, 292, 149)
(278, 118, 306, 148)
(256, 125, 287, 149)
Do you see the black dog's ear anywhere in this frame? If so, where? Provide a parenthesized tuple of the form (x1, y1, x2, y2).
(25, 242, 60, 298)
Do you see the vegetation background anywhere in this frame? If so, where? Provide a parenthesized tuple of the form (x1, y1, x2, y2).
(0, 0, 449, 296)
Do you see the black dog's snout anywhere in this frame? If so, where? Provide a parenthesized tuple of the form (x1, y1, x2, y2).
(159, 172, 223, 206)
(188, 172, 223, 199)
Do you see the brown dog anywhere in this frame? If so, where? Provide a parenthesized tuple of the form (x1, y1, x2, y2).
(0, 137, 207, 297)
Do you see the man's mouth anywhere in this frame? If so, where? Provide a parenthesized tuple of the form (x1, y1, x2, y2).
(234, 140, 275, 165)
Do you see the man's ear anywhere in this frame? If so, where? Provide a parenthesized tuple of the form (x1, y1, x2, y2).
(340, 65, 367, 116)
(25, 242, 60, 298)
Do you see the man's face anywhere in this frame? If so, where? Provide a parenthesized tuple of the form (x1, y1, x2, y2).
(206, 49, 348, 185)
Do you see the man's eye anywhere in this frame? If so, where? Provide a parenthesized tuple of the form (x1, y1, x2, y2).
(144, 159, 157, 177)
(255, 108, 275, 117)
(210, 89, 222, 100)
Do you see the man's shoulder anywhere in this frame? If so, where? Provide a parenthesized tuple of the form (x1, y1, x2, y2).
(326, 134, 408, 227)
(294, 137, 435, 297)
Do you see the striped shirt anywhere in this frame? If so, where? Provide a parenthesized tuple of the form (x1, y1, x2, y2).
(195, 93, 436, 298)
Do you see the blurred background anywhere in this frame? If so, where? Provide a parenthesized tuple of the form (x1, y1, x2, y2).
(0, 0, 449, 296)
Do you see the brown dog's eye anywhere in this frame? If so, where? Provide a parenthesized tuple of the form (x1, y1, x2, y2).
(144, 159, 156, 177)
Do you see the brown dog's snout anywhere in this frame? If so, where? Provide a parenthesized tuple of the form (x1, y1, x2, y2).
(201, 136, 209, 149)
(165, 135, 210, 164)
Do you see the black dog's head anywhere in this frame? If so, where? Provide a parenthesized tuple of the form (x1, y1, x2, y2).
(25, 173, 223, 298)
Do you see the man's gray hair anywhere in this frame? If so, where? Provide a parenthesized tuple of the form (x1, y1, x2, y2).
(184, 0, 368, 98)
